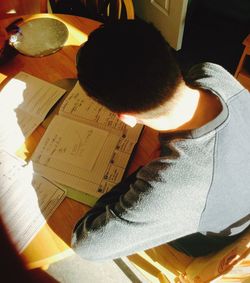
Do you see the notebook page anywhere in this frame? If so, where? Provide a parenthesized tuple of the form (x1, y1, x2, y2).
(59, 82, 143, 142)
(31, 115, 134, 197)
(0, 150, 66, 253)
(0, 72, 65, 152)
(32, 115, 108, 171)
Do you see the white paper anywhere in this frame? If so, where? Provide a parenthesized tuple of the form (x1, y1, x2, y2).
(0, 150, 66, 253)
(32, 115, 108, 170)
(32, 129, 137, 197)
(0, 72, 65, 152)
(31, 113, 121, 196)
(32, 115, 136, 196)
(59, 82, 143, 141)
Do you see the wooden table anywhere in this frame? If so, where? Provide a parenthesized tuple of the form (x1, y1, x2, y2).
(0, 13, 159, 270)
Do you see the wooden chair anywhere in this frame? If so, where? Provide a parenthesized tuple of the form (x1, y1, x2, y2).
(83, 0, 134, 21)
(127, 228, 250, 282)
(102, 0, 135, 19)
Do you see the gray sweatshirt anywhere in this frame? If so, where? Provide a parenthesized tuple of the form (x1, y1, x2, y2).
(72, 63, 250, 260)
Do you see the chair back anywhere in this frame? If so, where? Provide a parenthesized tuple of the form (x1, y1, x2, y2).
(82, 0, 134, 21)
(128, 228, 250, 282)
(49, 0, 134, 22)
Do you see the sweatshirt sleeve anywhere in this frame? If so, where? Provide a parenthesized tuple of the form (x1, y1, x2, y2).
(71, 159, 202, 261)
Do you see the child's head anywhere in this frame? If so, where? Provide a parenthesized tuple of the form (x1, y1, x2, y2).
(76, 19, 182, 117)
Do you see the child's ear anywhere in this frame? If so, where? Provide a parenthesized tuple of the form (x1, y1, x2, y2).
(117, 114, 137, 127)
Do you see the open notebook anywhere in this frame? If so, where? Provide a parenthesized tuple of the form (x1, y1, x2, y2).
(31, 81, 143, 206)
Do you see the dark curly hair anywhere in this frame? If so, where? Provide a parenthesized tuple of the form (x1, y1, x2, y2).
(76, 19, 182, 114)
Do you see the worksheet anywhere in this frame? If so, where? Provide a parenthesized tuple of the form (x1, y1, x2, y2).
(0, 72, 65, 152)
(0, 150, 66, 253)
(32, 115, 121, 197)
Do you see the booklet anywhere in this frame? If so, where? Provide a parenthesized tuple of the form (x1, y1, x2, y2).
(31, 82, 143, 204)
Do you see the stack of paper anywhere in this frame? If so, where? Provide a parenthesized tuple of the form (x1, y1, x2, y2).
(0, 72, 67, 252)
